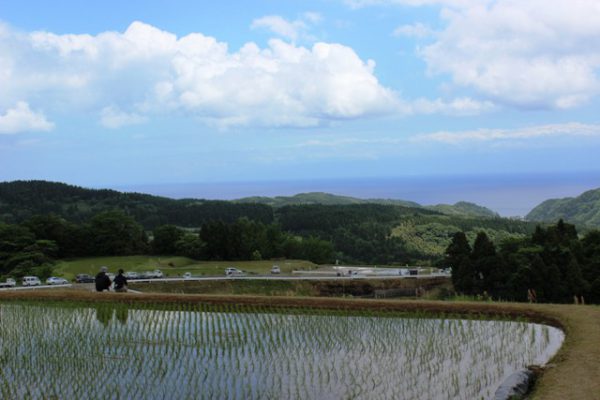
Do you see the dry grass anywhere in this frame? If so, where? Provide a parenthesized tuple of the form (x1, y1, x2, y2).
(1, 290, 598, 399)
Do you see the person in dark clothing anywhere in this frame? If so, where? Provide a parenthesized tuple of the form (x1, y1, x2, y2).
(114, 269, 128, 293)
(95, 266, 111, 292)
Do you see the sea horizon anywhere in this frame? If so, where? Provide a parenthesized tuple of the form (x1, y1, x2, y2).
(110, 171, 600, 218)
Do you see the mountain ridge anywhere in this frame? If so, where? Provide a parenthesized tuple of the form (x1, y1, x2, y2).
(0, 181, 500, 220)
(235, 192, 499, 218)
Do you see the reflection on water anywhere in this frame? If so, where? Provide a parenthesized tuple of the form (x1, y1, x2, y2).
(0, 303, 564, 400)
(95, 306, 129, 326)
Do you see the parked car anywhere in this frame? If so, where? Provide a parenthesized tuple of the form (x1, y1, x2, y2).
(0, 278, 16, 288)
(142, 270, 164, 279)
(75, 274, 95, 283)
(183, 272, 192, 279)
(270, 265, 281, 274)
(124, 271, 139, 280)
(225, 267, 244, 277)
(46, 277, 69, 285)
(22, 276, 41, 286)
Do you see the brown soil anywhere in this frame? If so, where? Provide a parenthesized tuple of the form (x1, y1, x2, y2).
(1, 290, 598, 399)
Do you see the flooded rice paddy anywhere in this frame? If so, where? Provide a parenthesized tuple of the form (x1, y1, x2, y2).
(0, 302, 563, 399)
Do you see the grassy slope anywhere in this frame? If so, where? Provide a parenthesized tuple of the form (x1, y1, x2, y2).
(0, 290, 597, 399)
(53, 256, 317, 280)
(529, 303, 600, 400)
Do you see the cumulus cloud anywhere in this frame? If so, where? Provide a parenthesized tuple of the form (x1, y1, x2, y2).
(0, 21, 399, 128)
(100, 106, 147, 129)
(420, 0, 600, 109)
(346, 0, 600, 109)
(414, 122, 600, 143)
(0, 101, 54, 134)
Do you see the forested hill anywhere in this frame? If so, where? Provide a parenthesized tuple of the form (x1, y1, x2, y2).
(526, 188, 600, 227)
(235, 192, 420, 208)
(425, 201, 498, 218)
(0, 180, 274, 228)
(0, 180, 538, 265)
(236, 192, 498, 218)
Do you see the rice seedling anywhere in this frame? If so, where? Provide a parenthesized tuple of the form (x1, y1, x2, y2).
(0, 301, 563, 399)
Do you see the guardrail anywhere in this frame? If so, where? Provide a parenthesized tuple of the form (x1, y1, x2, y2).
(0, 284, 73, 291)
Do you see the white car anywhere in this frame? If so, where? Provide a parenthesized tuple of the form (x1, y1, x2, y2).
(0, 278, 16, 288)
(46, 277, 69, 285)
(22, 276, 41, 286)
(124, 271, 139, 279)
(271, 265, 281, 274)
(225, 267, 244, 277)
(143, 269, 163, 279)
(183, 272, 192, 279)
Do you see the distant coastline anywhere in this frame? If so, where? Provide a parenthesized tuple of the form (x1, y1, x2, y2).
(111, 171, 600, 217)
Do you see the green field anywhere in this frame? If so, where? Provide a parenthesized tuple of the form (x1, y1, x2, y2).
(53, 256, 317, 280)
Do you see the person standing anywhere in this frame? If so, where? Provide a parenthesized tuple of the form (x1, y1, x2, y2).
(95, 266, 111, 292)
(113, 269, 128, 293)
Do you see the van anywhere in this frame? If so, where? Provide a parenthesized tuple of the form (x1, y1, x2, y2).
(22, 276, 41, 286)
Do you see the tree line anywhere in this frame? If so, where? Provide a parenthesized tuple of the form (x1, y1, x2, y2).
(446, 220, 600, 304)
(0, 210, 334, 279)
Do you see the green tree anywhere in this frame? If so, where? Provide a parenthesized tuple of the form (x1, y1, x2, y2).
(297, 236, 334, 264)
(152, 225, 184, 255)
(175, 233, 205, 260)
(445, 232, 474, 294)
(471, 232, 497, 293)
(88, 210, 147, 256)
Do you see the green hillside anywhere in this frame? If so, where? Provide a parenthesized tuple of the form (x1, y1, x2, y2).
(0, 180, 273, 228)
(426, 201, 499, 218)
(236, 192, 498, 218)
(526, 188, 600, 227)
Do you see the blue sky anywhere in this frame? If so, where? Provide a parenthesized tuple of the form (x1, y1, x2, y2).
(1, 0, 600, 203)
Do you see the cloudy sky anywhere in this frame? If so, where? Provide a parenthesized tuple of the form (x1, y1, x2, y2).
(1, 0, 599, 193)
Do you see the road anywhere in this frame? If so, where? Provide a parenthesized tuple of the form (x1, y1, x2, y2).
(0, 284, 73, 291)
(0, 273, 450, 291)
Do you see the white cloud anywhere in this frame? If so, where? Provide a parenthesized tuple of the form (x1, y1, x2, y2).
(250, 13, 323, 43)
(100, 106, 147, 129)
(0, 101, 54, 134)
(410, 97, 495, 115)
(354, 0, 600, 109)
(393, 23, 434, 38)
(302, 12, 323, 24)
(414, 122, 600, 143)
(251, 16, 307, 42)
(0, 21, 400, 128)
(421, 0, 600, 109)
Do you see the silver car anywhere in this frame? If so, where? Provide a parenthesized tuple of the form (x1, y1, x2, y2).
(46, 277, 69, 285)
